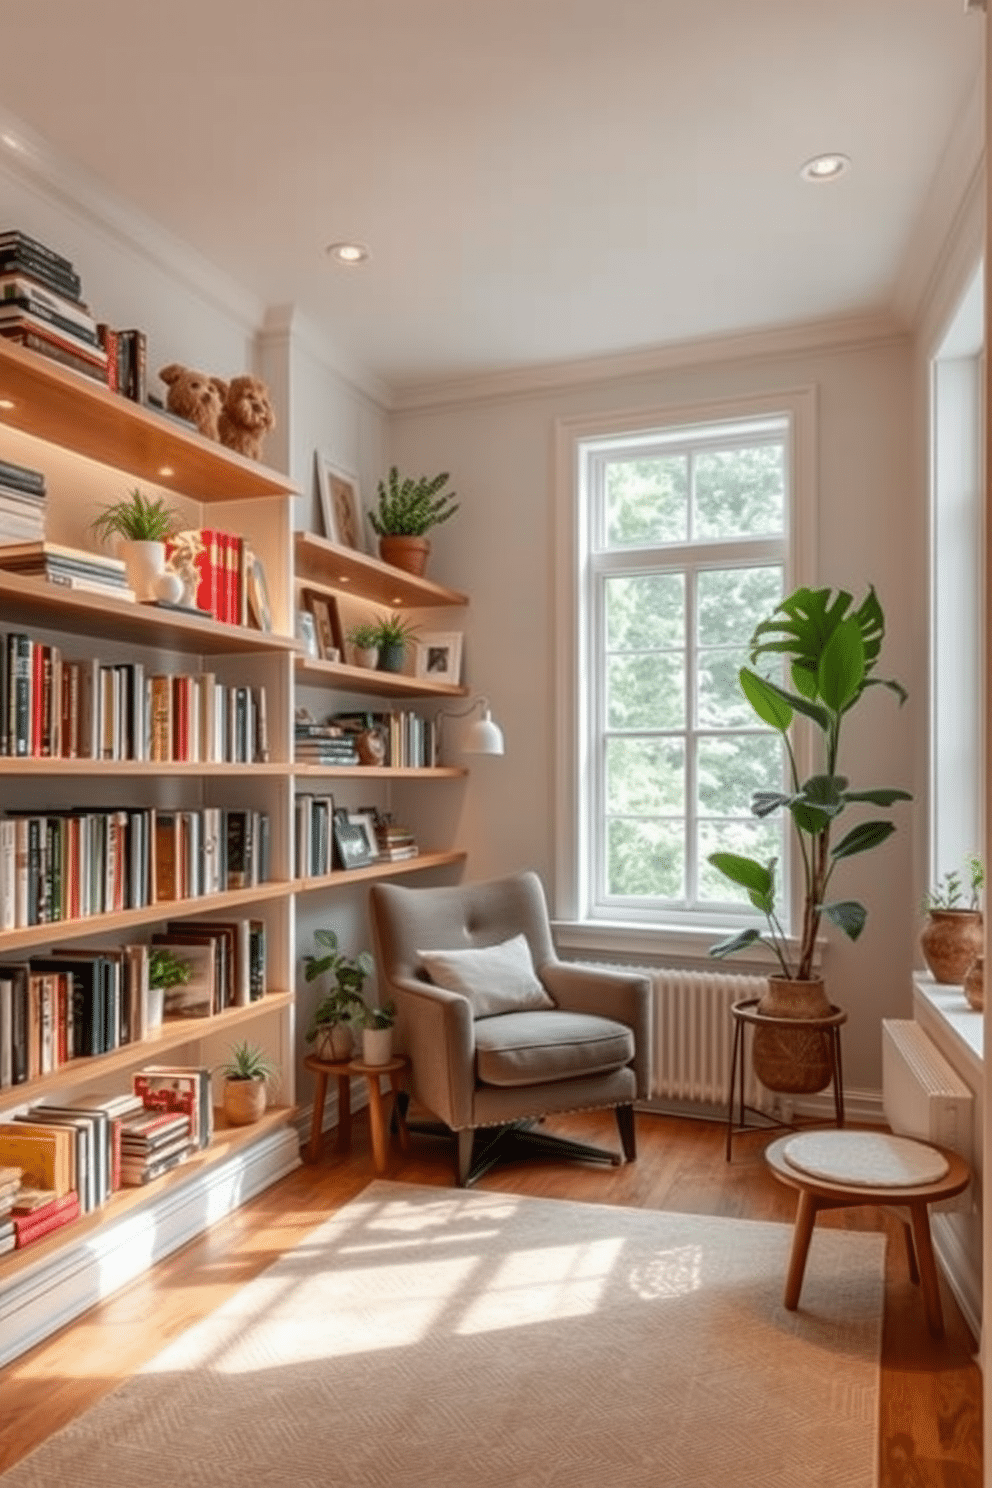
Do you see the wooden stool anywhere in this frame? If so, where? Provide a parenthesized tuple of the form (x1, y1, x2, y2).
(304, 1052, 411, 1174)
(765, 1130, 971, 1337)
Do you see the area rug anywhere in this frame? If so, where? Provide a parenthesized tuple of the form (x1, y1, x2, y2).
(1, 1181, 885, 1488)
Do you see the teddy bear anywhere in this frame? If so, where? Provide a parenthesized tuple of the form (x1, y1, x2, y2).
(218, 375, 276, 462)
(157, 363, 226, 442)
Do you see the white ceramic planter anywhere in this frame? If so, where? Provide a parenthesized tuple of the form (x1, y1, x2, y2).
(362, 1026, 393, 1066)
(119, 539, 167, 602)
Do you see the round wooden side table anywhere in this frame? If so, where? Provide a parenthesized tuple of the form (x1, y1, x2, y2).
(765, 1132, 971, 1337)
(726, 997, 847, 1160)
(305, 1053, 411, 1173)
(303, 1054, 354, 1163)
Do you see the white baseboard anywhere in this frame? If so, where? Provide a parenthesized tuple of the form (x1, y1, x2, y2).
(931, 1210, 983, 1346)
(0, 1124, 301, 1369)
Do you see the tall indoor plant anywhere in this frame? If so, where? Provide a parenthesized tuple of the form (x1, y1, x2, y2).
(708, 584, 911, 1091)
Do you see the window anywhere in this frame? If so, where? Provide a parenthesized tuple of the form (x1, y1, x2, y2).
(557, 396, 814, 941)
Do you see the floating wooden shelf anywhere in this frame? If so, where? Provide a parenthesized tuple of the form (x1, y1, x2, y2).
(0, 758, 291, 776)
(294, 850, 467, 892)
(295, 531, 469, 609)
(0, 338, 298, 502)
(294, 653, 467, 698)
(292, 764, 466, 779)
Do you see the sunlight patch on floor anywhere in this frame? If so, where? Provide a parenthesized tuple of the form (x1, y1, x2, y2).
(456, 1238, 624, 1334)
(627, 1244, 704, 1300)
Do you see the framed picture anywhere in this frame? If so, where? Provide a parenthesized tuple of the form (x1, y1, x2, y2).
(303, 588, 345, 662)
(315, 452, 364, 551)
(245, 548, 273, 632)
(332, 807, 377, 871)
(348, 808, 380, 861)
(414, 631, 463, 684)
(295, 610, 318, 659)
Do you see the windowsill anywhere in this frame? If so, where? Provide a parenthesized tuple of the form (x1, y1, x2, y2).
(551, 917, 798, 972)
(912, 971, 984, 1083)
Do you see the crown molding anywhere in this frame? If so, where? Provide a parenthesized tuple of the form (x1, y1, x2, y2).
(890, 63, 985, 332)
(390, 310, 906, 416)
(260, 304, 393, 411)
(0, 106, 267, 335)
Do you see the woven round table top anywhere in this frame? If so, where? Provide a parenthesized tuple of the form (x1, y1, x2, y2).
(782, 1130, 950, 1188)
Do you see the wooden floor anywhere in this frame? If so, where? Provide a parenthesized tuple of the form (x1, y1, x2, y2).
(0, 1107, 983, 1487)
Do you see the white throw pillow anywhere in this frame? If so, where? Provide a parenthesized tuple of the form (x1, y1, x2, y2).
(418, 934, 554, 1018)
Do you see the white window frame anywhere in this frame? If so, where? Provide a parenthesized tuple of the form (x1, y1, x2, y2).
(552, 389, 817, 961)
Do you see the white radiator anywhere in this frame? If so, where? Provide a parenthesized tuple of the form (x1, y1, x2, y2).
(882, 1019, 973, 1164)
(650, 968, 768, 1108)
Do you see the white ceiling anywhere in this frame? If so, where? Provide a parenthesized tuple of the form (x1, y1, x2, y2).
(0, 1, 983, 393)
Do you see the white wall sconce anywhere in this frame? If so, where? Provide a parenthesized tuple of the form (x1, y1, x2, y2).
(438, 695, 505, 757)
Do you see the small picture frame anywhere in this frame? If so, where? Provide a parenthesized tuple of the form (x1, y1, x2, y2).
(245, 549, 273, 632)
(315, 452, 364, 551)
(414, 631, 463, 684)
(332, 806, 377, 871)
(295, 610, 319, 659)
(348, 808, 380, 861)
(303, 588, 345, 662)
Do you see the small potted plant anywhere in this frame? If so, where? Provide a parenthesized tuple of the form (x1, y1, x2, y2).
(358, 999, 397, 1067)
(346, 622, 380, 670)
(367, 466, 459, 576)
(371, 613, 419, 674)
(90, 486, 183, 602)
(147, 946, 192, 1029)
(920, 853, 984, 989)
(221, 1040, 278, 1126)
(303, 928, 374, 1061)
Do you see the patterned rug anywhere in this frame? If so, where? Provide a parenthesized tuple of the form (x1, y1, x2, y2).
(2, 1181, 885, 1487)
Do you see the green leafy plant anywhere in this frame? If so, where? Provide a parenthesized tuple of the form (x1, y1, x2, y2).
(91, 486, 182, 544)
(371, 612, 419, 649)
(925, 854, 985, 912)
(346, 622, 380, 650)
(222, 1040, 278, 1084)
(358, 999, 396, 1030)
(303, 928, 374, 1042)
(368, 467, 459, 537)
(708, 585, 912, 981)
(148, 947, 192, 992)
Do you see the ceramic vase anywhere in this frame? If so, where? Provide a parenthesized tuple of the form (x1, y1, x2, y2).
(362, 1026, 393, 1066)
(119, 539, 167, 602)
(223, 1077, 267, 1127)
(963, 954, 984, 1012)
(919, 909, 983, 985)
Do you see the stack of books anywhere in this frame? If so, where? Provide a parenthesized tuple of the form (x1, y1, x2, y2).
(0, 541, 135, 601)
(375, 818, 419, 862)
(133, 1066, 213, 1151)
(294, 718, 359, 766)
(0, 1119, 80, 1247)
(8, 1187, 80, 1250)
(0, 458, 46, 545)
(119, 1105, 194, 1187)
(0, 1163, 21, 1255)
(0, 230, 108, 384)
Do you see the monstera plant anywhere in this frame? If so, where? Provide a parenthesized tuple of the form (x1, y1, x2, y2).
(708, 584, 912, 1091)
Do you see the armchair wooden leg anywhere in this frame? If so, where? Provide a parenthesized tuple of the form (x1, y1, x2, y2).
(615, 1103, 637, 1162)
(457, 1129, 475, 1187)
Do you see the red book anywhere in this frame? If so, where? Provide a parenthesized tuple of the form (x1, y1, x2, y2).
(11, 1186, 78, 1221)
(13, 1190, 80, 1247)
(97, 325, 119, 392)
(168, 530, 224, 621)
(216, 532, 230, 624)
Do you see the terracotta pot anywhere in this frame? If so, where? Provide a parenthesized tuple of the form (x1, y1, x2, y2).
(919, 909, 983, 985)
(963, 955, 984, 1012)
(752, 975, 834, 1095)
(379, 535, 430, 576)
(314, 1023, 355, 1062)
(223, 1076, 267, 1127)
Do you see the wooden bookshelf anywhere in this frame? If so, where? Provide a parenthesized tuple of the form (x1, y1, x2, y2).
(294, 850, 467, 893)
(294, 652, 468, 698)
(293, 764, 466, 779)
(295, 531, 468, 609)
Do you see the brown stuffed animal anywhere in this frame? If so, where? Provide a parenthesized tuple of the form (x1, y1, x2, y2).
(218, 375, 276, 462)
(158, 363, 226, 442)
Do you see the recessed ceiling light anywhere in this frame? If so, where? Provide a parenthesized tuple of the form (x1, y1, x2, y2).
(326, 242, 369, 266)
(0, 398, 15, 410)
(800, 153, 850, 183)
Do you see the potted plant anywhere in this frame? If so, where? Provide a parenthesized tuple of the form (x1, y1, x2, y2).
(920, 854, 984, 989)
(708, 584, 912, 1093)
(90, 486, 183, 601)
(346, 621, 380, 670)
(367, 466, 459, 576)
(147, 946, 192, 1029)
(358, 999, 397, 1066)
(303, 928, 375, 1062)
(371, 612, 419, 673)
(221, 1040, 278, 1126)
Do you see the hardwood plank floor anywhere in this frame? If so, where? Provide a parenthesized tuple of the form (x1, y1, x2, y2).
(0, 1108, 982, 1486)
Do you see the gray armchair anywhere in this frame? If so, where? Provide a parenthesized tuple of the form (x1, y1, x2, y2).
(368, 871, 652, 1185)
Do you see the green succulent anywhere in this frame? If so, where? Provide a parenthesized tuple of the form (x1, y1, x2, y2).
(925, 855, 985, 912)
(368, 467, 459, 537)
(91, 486, 182, 544)
(346, 623, 381, 649)
(222, 1041, 278, 1083)
(371, 612, 419, 648)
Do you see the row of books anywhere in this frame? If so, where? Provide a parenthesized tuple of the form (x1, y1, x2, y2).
(295, 797, 419, 876)
(0, 230, 147, 399)
(166, 528, 265, 628)
(0, 458, 46, 546)
(0, 918, 266, 1087)
(0, 631, 269, 762)
(0, 806, 270, 931)
(0, 541, 135, 601)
